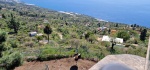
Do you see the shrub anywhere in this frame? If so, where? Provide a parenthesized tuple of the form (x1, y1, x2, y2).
(9, 40, 19, 48)
(117, 31, 130, 42)
(101, 41, 110, 47)
(0, 30, 7, 43)
(36, 36, 43, 42)
(0, 51, 23, 70)
(51, 33, 60, 40)
(125, 43, 130, 47)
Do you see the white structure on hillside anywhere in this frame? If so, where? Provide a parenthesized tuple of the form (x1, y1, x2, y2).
(37, 33, 43, 36)
(102, 36, 111, 42)
(114, 38, 123, 43)
(102, 36, 123, 43)
(29, 32, 37, 37)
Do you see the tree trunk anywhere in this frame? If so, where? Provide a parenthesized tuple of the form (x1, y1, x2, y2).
(14, 27, 18, 34)
(48, 34, 49, 43)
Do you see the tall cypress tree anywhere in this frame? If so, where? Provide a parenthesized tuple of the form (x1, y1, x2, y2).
(44, 24, 52, 43)
(140, 29, 147, 41)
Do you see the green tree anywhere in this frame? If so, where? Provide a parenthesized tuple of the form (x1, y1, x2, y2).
(2, 14, 6, 19)
(88, 35, 96, 44)
(108, 29, 111, 34)
(134, 24, 137, 27)
(0, 51, 23, 69)
(115, 23, 119, 27)
(0, 6, 1, 10)
(43, 24, 52, 43)
(0, 31, 7, 57)
(140, 29, 147, 41)
(8, 14, 20, 34)
(97, 23, 101, 27)
(85, 32, 92, 40)
(117, 31, 130, 42)
(0, 31, 7, 43)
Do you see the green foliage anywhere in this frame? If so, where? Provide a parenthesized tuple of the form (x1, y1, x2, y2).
(44, 24, 52, 35)
(85, 31, 93, 40)
(2, 14, 6, 19)
(0, 51, 23, 70)
(36, 36, 43, 42)
(126, 38, 139, 44)
(0, 31, 7, 57)
(51, 33, 60, 40)
(115, 23, 119, 27)
(44, 24, 52, 43)
(9, 40, 19, 48)
(7, 14, 20, 34)
(140, 29, 147, 41)
(0, 31, 7, 43)
(97, 23, 101, 27)
(70, 39, 80, 53)
(38, 47, 74, 61)
(88, 35, 97, 43)
(0, 1, 149, 68)
(101, 41, 110, 47)
(117, 31, 130, 41)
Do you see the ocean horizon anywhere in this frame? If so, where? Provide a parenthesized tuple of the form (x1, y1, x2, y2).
(21, 0, 150, 28)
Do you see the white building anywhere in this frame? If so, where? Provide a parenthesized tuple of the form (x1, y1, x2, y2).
(102, 35, 123, 43)
(114, 38, 123, 43)
(29, 32, 37, 37)
(102, 35, 111, 42)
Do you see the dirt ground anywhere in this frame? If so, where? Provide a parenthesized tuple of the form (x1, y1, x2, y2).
(14, 58, 96, 70)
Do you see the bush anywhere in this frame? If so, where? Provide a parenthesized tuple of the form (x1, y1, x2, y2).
(117, 31, 130, 42)
(0, 51, 23, 70)
(51, 33, 60, 40)
(9, 40, 19, 48)
(0, 31, 7, 43)
(125, 43, 130, 47)
(36, 35, 43, 42)
(101, 41, 110, 47)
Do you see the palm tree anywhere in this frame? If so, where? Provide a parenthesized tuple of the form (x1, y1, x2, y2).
(43, 24, 52, 43)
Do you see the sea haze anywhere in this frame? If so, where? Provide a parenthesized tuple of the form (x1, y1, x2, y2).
(21, 0, 150, 27)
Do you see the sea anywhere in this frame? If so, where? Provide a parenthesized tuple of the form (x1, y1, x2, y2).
(20, 0, 150, 28)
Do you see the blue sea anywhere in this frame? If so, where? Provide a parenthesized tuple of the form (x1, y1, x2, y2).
(21, 0, 150, 27)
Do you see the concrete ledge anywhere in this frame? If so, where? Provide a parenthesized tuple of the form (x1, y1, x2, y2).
(89, 54, 150, 70)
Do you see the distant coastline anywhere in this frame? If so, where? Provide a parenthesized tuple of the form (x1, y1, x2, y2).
(20, 0, 150, 28)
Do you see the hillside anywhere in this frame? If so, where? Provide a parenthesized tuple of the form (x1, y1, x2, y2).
(0, 0, 150, 70)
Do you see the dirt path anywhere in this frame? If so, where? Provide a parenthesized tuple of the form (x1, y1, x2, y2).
(14, 58, 96, 70)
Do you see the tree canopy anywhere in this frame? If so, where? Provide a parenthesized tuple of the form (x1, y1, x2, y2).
(0, 31, 7, 43)
(140, 29, 147, 41)
(117, 31, 130, 42)
(44, 24, 52, 43)
(7, 14, 20, 34)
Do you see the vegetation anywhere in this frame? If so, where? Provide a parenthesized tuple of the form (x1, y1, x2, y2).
(7, 14, 20, 34)
(44, 24, 52, 43)
(0, 0, 149, 69)
(117, 31, 130, 42)
(140, 29, 147, 41)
